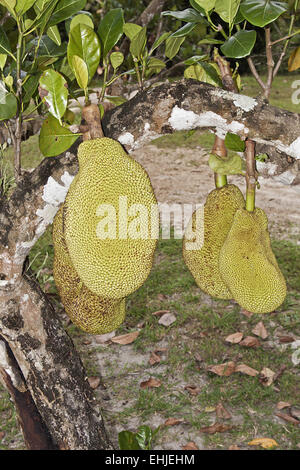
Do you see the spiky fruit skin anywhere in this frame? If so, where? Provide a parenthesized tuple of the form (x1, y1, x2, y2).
(53, 207, 126, 335)
(219, 208, 287, 314)
(183, 184, 245, 299)
(64, 138, 158, 299)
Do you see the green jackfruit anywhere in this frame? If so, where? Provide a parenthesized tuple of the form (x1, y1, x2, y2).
(219, 208, 287, 314)
(53, 206, 126, 334)
(64, 138, 158, 299)
(183, 184, 245, 299)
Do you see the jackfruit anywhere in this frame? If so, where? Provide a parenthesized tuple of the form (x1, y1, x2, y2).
(53, 206, 126, 334)
(183, 184, 245, 299)
(219, 208, 287, 313)
(64, 138, 159, 299)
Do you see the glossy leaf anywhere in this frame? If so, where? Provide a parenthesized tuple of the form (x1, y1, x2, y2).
(39, 114, 79, 156)
(39, 69, 68, 121)
(130, 26, 147, 59)
(118, 431, 141, 450)
(184, 62, 222, 87)
(123, 23, 142, 41)
(0, 26, 12, 56)
(225, 132, 246, 151)
(70, 13, 94, 31)
(189, 0, 206, 14)
(110, 51, 124, 69)
(72, 54, 88, 89)
(240, 0, 287, 27)
(98, 8, 124, 59)
(0, 54, 6, 70)
(215, 0, 241, 27)
(149, 32, 171, 54)
(171, 22, 197, 37)
(161, 8, 205, 22)
(15, 0, 35, 15)
(221, 30, 257, 58)
(67, 23, 101, 82)
(198, 37, 223, 44)
(49, 0, 86, 27)
(47, 25, 61, 46)
(23, 73, 41, 105)
(165, 35, 185, 59)
(0, 81, 17, 120)
(184, 54, 208, 65)
(209, 153, 245, 175)
(27, 36, 67, 58)
(0, 1, 16, 17)
(288, 47, 300, 72)
(190, 0, 216, 11)
(32, 0, 60, 33)
(147, 57, 166, 72)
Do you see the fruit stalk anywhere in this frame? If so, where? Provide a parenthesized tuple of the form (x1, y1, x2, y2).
(81, 103, 104, 141)
(245, 139, 257, 212)
(213, 136, 228, 188)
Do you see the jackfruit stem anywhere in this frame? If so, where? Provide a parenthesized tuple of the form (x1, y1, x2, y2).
(245, 139, 257, 212)
(81, 104, 104, 141)
(212, 136, 228, 189)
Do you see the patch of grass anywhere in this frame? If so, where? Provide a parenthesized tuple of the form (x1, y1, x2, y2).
(0, 386, 25, 450)
(2, 135, 45, 177)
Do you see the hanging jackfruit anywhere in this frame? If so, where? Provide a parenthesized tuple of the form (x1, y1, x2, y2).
(219, 208, 287, 314)
(64, 138, 159, 299)
(183, 184, 245, 299)
(53, 206, 126, 334)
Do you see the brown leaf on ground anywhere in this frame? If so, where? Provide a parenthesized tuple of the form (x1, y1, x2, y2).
(207, 361, 236, 377)
(184, 385, 201, 396)
(164, 418, 184, 426)
(248, 438, 278, 449)
(88, 376, 100, 389)
(275, 411, 300, 425)
(241, 309, 253, 318)
(216, 402, 232, 420)
(140, 377, 162, 389)
(259, 367, 275, 386)
(228, 444, 240, 450)
(252, 321, 268, 339)
(182, 442, 199, 450)
(276, 401, 291, 410)
(158, 312, 176, 327)
(157, 294, 167, 301)
(152, 309, 170, 317)
(235, 364, 259, 377)
(239, 336, 260, 348)
(111, 331, 139, 345)
(149, 351, 161, 366)
(290, 408, 300, 421)
(200, 422, 234, 434)
(194, 353, 203, 363)
(0, 431, 5, 441)
(225, 332, 243, 344)
(278, 335, 295, 343)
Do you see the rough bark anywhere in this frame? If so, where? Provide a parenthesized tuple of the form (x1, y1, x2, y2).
(1, 78, 300, 449)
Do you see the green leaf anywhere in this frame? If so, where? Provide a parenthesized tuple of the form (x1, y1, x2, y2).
(123, 23, 142, 41)
(31, 0, 60, 33)
(106, 95, 127, 106)
(190, 0, 216, 11)
(72, 54, 88, 89)
(161, 8, 205, 22)
(0, 1, 16, 17)
(23, 73, 41, 105)
(240, 0, 287, 27)
(67, 23, 101, 83)
(189, 0, 206, 14)
(256, 153, 268, 162)
(98, 8, 124, 59)
(146, 57, 166, 76)
(165, 35, 185, 59)
(221, 30, 256, 58)
(130, 26, 147, 59)
(49, 0, 86, 26)
(118, 431, 141, 450)
(110, 51, 124, 69)
(39, 69, 68, 121)
(15, 0, 35, 15)
(47, 25, 61, 46)
(198, 37, 223, 44)
(184, 54, 208, 65)
(39, 114, 79, 156)
(209, 153, 245, 175)
(0, 25, 12, 56)
(0, 54, 6, 70)
(225, 132, 246, 151)
(171, 22, 197, 37)
(184, 62, 222, 87)
(215, 0, 241, 28)
(149, 32, 171, 55)
(0, 81, 17, 120)
(135, 426, 153, 450)
(70, 13, 94, 31)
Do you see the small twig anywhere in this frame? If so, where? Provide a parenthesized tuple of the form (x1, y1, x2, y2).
(265, 27, 274, 100)
(247, 57, 266, 92)
(273, 365, 287, 383)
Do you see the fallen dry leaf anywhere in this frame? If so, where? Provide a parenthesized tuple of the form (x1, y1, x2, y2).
(95, 331, 116, 344)
(0, 431, 5, 441)
(252, 321, 268, 339)
(228, 444, 240, 450)
(225, 332, 243, 344)
(259, 367, 275, 387)
(194, 353, 203, 363)
(111, 331, 139, 345)
(291, 408, 300, 421)
(207, 361, 236, 377)
(276, 401, 291, 410)
(140, 377, 162, 389)
(204, 406, 216, 413)
(239, 336, 260, 348)
(158, 312, 176, 327)
(275, 411, 300, 425)
(182, 442, 199, 450)
(278, 335, 295, 343)
(235, 364, 259, 377)
(164, 418, 184, 426)
(149, 351, 161, 366)
(216, 402, 232, 420)
(152, 309, 170, 317)
(200, 423, 233, 434)
(157, 294, 167, 301)
(248, 438, 278, 449)
(241, 309, 253, 318)
(88, 376, 100, 389)
(184, 385, 201, 396)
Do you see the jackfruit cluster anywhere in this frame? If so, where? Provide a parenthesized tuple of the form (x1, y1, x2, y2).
(53, 206, 126, 334)
(219, 208, 287, 314)
(183, 184, 245, 299)
(183, 184, 286, 314)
